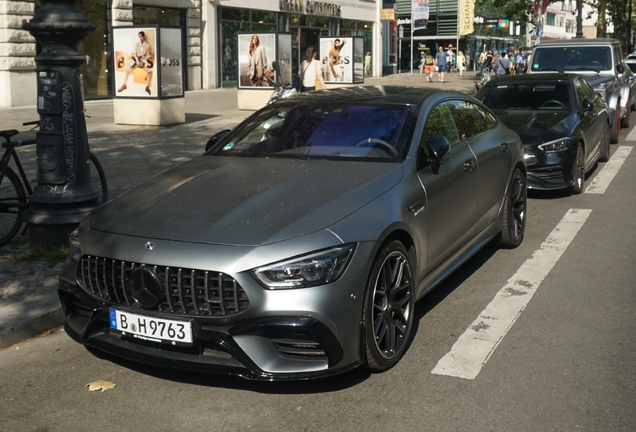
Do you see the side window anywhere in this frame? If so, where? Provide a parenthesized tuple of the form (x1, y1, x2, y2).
(614, 44, 622, 64)
(473, 104, 497, 130)
(421, 102, 461, 148)
(446, 99, 487, 141)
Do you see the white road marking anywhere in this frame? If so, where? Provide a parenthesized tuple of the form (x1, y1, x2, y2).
(585, 146, 632, 194)
(431, 208, 592, 380)
(625, 127, 636, 141)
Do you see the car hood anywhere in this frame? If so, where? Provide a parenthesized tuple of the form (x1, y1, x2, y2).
(494, 110, 572, 144)
(579, 73, 615, 88)
(90, 156, 403, 246)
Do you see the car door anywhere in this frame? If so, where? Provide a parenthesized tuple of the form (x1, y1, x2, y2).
(417, 101, 479, 271)
(446, 99, 512, 232)
(575, 77, 605, 162)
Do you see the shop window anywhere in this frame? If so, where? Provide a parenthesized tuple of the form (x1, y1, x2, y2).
(222, 8, 249, 21)
(220, 8, 279, 87)
(252, 11, 277, 25)
(133, 6, 185, 26)
(35, 0, 113, 99)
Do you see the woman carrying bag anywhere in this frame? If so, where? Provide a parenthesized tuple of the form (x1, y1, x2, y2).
(300, 46, 326, 92)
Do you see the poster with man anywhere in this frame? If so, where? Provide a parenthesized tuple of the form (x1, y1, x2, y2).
(238, 33, 276, 89)
(114, 27, 158, 97)
(320, 37, 354, 84)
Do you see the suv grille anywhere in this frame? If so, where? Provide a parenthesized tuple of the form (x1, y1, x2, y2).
(77, 256, 249, 317)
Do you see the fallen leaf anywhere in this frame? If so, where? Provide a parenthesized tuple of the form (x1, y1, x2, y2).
(86, 380, 116, 392)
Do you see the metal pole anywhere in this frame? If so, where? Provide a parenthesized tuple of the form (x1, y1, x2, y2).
(575, 0, 583, 38)
(22, 0, 101, 248)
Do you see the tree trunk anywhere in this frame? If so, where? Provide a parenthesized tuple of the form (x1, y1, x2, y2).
(597, 0, 607, 38)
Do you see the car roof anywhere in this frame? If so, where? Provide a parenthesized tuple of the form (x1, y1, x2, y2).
(534, 38, 620, 47)
(276, 85, 472, 107)
(485, 73, 578, 82)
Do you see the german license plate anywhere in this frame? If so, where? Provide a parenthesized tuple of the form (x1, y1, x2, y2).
(109, 308, 192, 344)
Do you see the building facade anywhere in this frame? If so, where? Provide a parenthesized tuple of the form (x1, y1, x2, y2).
(0, 0, 380, 107)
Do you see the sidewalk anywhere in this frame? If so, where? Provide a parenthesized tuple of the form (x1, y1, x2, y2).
(0, 71, 478, 349)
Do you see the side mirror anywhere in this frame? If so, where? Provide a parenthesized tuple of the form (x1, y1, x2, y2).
(616, 63, 625, 74)
(205, 129, 231, 153)
(581, 98, 593, 112)
(426, 135, 451, 175)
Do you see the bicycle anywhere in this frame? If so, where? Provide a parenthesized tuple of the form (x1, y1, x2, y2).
(0, 122, 108, 247)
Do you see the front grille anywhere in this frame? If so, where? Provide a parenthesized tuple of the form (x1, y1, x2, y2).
(77, 256, 249, 317)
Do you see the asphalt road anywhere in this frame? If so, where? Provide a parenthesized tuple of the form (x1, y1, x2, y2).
(1, 114, 635, 431)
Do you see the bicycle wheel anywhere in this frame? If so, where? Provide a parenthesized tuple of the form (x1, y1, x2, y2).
(0, 167, 27, 247)
(89, 152, 108, 203)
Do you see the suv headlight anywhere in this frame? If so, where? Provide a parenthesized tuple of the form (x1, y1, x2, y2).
(68, 229, 81, 262)
(538, 138, 570, 153)
(252, 244, 356, 289)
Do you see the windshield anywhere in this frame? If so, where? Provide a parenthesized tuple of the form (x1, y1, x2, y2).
(531, 46, 612, 72)
(478, 82, 572, 111)
(211, 103, 414, 160)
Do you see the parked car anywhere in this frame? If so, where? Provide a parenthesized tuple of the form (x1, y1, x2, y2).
(529, 38, 636, 143)
(476, 74, 610, 194)
(58, 86, 527, 380)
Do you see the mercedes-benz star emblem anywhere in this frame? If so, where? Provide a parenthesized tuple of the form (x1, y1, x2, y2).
(145, 241, 156, 251)
(127, 267, 164, 309)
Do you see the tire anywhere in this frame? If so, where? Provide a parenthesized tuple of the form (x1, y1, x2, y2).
(600, 122, 611, 162)
(363, 240, 415, 372)
(89, 152, 108, 203)
(0, 167, 27, 247)
(610, 105, 621, 143)
(570, 143, 585, 195)
(621, 103, 631, 128)
(499, 168, 526, 249)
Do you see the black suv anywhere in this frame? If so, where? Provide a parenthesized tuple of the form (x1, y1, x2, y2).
(529, 38, 636, 143)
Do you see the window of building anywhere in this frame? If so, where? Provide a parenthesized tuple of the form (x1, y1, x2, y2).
(546, 13, 556, 26)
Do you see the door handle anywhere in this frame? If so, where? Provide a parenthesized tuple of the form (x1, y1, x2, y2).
(500, 142, 510, 152)
(463, 159, 475, 172)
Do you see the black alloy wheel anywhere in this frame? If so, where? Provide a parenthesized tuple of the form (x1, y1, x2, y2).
(600, 122, 611, 162)
(363, 240, 415, 372)
(499, 168, 526, 249)
(571, 143, 585, 195)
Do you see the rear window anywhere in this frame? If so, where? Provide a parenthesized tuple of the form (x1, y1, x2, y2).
(478, 82, 572, 111)
(531, 46, 612, 72)
(211, 103, 415, 161)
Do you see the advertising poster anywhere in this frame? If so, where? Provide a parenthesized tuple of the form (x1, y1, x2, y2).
(320, 37, 354, 83)
(413, 0, 429, 31)
(114, 27, 158, 97)
(160, 27, 183, 97)
(238, 33, 277, 89)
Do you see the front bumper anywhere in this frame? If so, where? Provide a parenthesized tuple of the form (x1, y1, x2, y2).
(58, 280, 363, 380)
(524, 147, 575, 191)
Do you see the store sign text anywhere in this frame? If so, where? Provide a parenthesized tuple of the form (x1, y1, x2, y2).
(280, 1, 342, 17)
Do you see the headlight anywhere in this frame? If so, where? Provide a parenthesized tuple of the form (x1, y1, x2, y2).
(538, 138, 570, 153)
(523, 148, 538, 166)
(68, 229, 81, 262)
(252, 244, 356, 289)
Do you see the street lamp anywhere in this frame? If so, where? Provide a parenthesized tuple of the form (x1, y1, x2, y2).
(22, 0, 101, 248)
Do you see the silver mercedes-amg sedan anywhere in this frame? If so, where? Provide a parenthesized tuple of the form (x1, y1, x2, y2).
(58, 86, 527, 380)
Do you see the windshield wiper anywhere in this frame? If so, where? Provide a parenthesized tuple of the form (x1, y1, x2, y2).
(569, 67, 601, 73)
(534, 68, 564, 72)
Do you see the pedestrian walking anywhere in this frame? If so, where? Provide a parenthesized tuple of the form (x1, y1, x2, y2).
(456, 50, 466, 77)
(435, 46, 447, 82)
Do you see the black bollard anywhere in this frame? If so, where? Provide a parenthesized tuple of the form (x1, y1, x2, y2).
(22, 0, 101, 248)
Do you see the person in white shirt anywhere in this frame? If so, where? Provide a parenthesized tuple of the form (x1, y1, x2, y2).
(299, 46, 325, 92)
